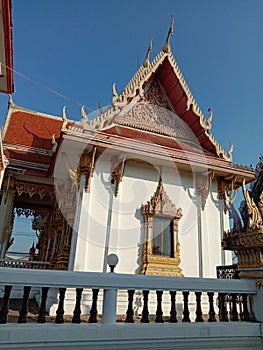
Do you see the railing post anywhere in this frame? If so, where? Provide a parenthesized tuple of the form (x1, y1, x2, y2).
(125, 290, 135, 323)
(89, 289, 99, 323)
(102, 288, 117, 324)
(18, 286, 31, 323)
(0, 285, 12, 324)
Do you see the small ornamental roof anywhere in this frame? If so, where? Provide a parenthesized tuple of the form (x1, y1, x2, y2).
(2, 99, 63, 176)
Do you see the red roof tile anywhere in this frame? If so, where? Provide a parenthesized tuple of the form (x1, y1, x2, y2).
(4, 111, 62, 149)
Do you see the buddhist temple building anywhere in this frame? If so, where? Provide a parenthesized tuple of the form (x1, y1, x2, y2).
(0, 17, 256, 283)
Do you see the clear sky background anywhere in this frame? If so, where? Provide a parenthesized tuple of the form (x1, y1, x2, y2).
(1, 0, 263, 253)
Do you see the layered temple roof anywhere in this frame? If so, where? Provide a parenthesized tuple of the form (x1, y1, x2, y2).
(0, 16, 255, 186)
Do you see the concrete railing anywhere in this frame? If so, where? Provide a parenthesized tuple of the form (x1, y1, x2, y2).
(0, 268, 262, 350)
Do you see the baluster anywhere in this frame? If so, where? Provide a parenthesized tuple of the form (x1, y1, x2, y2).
(0, 285, 12, 324)
(207, 292, 216, 322)
(182, 291, 191, 322)
(230, 293, 239, 321)
(72, 288, 83, 324)
(169, 291, 177, 323)
(219, 293, 229, 322)
(55, 288, 66, 324)
(195, 292, 204, 322)
(18, 286, 31, 323)
(89, 289, 99, 323)
(125, 290, 135, 323)
(155, 290, 164, 323)
(241, 293, 250, 321)
(141, 290, 149, 323)
(37, 287, 49, 323)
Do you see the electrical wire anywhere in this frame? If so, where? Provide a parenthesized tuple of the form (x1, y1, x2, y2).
(1, 62, 94, 112)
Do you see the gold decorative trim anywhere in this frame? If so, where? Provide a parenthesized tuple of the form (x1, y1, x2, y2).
(242, 179, 263, 230)
(218, 176, 238, 213)
(111, 153, 126, 197)
(140, 177, 183, 276)
(195, 172, 214, 210)
(86, 44, 233, 161)
(15, 180, 55, 199)
(79, 146, 97, 192)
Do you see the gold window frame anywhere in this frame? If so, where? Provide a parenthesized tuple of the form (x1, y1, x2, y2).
(140, 177, 184, 276)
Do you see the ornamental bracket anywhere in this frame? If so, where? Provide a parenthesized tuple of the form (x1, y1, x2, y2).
(111, 154, 126, 197)
(195, 171, 214, 210)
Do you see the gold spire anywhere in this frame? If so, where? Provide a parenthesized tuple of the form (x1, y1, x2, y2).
(162, 14, 174, 53)
(143, 35, 153, 68)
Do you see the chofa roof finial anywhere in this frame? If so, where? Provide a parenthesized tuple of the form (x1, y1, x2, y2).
(143, 35, 153, 68)
(81, 106, 88, 128)
(162, 14, 174, 53)
(61, 106, 68, 130)
(112, 82, 118, 105)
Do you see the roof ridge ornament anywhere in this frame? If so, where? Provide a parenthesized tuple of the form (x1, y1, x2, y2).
(81, 106, 88, 128)
(162, 14, 174, 53)
(61, 106, 68, 130)
(143, 35, 153, 68)
(112, 82, 118, 105)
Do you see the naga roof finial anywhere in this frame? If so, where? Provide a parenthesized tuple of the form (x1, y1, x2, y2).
(81, 106, 88, 128)
(112, 82, 118, 105)
(143, 35, 153, 68)
(62, 106, 68, 130)
(162, 14, 174, 53)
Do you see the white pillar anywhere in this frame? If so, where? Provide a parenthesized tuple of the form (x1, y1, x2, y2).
(102, 288, 117, 324)
(197, 196, 203, 278)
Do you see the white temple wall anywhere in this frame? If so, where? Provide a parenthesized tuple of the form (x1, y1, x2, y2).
(73, 156, 229, 277)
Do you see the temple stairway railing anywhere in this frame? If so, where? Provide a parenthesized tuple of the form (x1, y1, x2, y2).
(0, 268, 262, 350)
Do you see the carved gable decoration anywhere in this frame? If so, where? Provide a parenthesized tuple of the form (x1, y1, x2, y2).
(114, 80, 194, 141)
(141, 177, 182, 219)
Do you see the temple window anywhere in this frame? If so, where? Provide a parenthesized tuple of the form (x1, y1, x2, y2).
(152, 216, 174, 257)
(140, 176, 184, 276)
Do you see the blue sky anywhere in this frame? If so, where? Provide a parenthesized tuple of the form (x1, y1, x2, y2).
(1, 0, 263, 168)
(1, 0, 263, 253)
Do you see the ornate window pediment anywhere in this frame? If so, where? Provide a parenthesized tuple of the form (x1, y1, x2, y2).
(140, 177, 183, 276)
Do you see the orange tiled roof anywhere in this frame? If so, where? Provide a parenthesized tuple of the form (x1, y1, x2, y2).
(3, 108, 63, 176)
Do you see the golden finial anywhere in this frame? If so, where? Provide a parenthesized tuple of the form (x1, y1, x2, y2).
(112, 82, 118, 105)
(62, 106, 68, 130)
(143, 35, 153, 68)
(162, 14, 174, 53)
